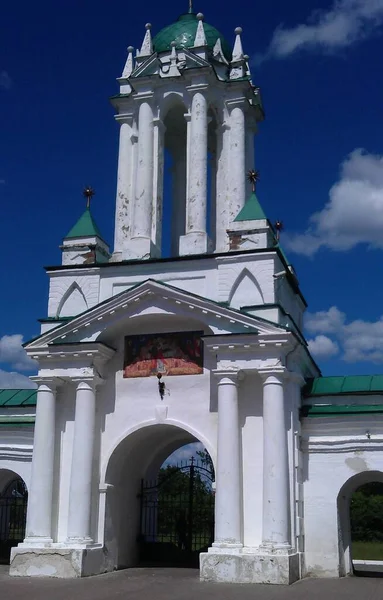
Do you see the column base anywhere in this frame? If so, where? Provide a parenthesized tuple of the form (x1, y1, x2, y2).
(200, 548, 300, 585)
(10, 544, 112, 578)
(179, 232, 211, 256)
(121, 237, 160, 260)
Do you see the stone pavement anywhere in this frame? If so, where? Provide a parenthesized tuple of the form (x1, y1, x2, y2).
(1, 566, 383, 600)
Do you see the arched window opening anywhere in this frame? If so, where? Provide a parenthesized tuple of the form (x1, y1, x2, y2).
(162, 103, 187, 258)
(139, 443, 215, 567)
(350, 482, 383, 571)
(0, 476, 28, 564)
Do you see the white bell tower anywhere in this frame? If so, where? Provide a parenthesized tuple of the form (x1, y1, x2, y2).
(111, 9, 264, 261)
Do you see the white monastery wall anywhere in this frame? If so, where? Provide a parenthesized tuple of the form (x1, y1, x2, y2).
(46, 251, 298, 328)
(301, 406, 383, 578)
(47, 271, 100, 318)
(0, 422, 33, 491)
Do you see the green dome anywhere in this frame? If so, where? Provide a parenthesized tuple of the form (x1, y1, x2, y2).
(153, 13, 232, 61)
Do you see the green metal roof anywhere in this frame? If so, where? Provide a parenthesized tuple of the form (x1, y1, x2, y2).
(65, 208, 103, 239)
(234, 192, 267, 222)
(0, 389, 37, 407)
(153, 13, 232, 61)
(301, 404, 383, 417)
(304, 375, 383, 397)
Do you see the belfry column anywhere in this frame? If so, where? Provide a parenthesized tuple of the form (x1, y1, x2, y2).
(24, 380, 58, 543)
(179, 88, 209, 255)
(67, 380, 97, 543)
(131, 97, 156, 258)
(227, 100, 246, 222)
(213, 371, 242, 548)
(113, 114, 134, 259)
(259, 369, 291, 549)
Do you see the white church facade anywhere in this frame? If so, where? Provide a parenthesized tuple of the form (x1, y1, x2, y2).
(1, 7, 383, 584)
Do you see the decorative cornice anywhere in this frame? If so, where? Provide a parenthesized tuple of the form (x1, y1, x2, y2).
(302, 437, 383, 454)
(26, 280, 289, 350)
(0, 444, 33, 461)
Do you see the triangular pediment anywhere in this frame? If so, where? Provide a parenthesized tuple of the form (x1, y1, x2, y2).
(131, 48, 211, 80)
(25, 279, 288, 350)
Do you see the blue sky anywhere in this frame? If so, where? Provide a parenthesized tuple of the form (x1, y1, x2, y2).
(1, 0, 383, 386)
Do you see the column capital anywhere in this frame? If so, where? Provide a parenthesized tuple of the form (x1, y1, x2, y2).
(225, 97, 247, 112)
(71, 376, 104, 390)
(186, 83, 209, 95)
(212, 369, 245, 385)
(31, 377, 64, 391)
(258, 367, 287, 384)
(133, 91, 154, 104)
(152, 117, 166, 133)
(115, 113, 134, 125)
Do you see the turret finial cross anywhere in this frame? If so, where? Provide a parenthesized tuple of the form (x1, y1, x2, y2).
(188, 0, 193, 13)
(247, 169, 260, 193)
(83, 186, 95, 209)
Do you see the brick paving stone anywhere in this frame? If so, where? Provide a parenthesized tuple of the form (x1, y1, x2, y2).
(0, 566, 382, 600)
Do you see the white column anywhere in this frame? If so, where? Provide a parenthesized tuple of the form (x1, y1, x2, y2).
(113, 115, 133, 258)
(131, 99, 154, 258)
(152, 118, 165, 254)
(260, 370, 291, 549)
(25, 381, 57, 543)
(179, 90, 209, 255)
(228, 102, 246, 222)
(213, 371, 242, 548)
(67, 380, 97, 543)
(215, 121, 230, 252)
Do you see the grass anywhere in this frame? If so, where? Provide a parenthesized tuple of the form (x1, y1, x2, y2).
(352, 541, 383, 560)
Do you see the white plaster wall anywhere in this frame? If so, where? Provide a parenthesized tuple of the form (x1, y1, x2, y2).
(45, 251, 304, 332)
(302, 412, 383, 578)
(0, 426, 34, 491)
(47, 272, 100, 318)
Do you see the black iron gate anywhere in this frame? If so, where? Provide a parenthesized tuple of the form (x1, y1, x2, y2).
(0, 479, 28, 563)
(138, 458, 214, 566)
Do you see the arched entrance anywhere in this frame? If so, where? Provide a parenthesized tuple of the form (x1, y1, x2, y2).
(139, 449, 215, 567)
(338, 470, 383, 576)
(0, 472, 28, 564)
(103, 423, 215, 571)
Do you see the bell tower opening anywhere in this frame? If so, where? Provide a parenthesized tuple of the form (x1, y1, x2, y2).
(162, 102, 188, 258)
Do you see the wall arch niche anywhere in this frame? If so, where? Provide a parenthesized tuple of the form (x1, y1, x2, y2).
(160, 98, 219, 257)
(102, 423, 215, 571)
(0, 471, 28, 564)
(338, 470, 383, 576)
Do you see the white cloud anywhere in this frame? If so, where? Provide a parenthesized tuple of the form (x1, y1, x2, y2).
(306, 306, 346, 334)
(306, 306, 383, 363)
(308, 334, 339, 358)
(0, 334, 37, 372)
(0, 71, 12, 90)
(285, 149, 383, 256)
(0, 369, 36, 389)
(261, 0, 383, 60)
